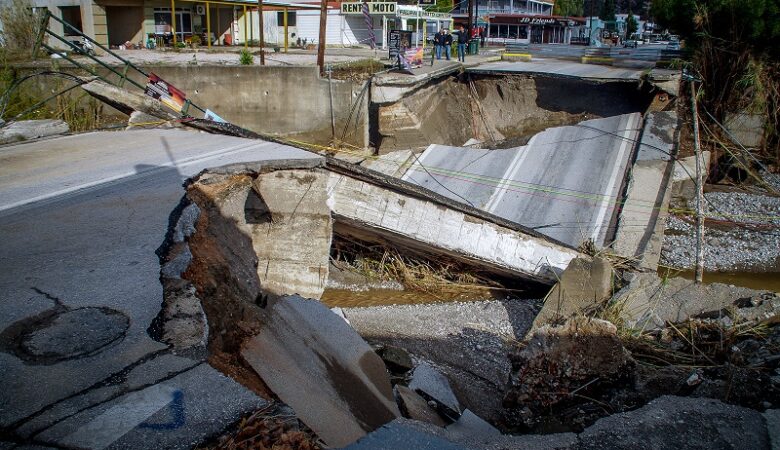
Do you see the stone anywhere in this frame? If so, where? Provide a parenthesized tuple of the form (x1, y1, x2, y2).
(445, 409, 500, 441)
(0, 119, 69, 144)
(531, 257, 613, 332)
(505, 318, 632, 418)
(241, 295, 400, 448)
(380, 344, 414, 373)
(578, 395, 771, 449)
(394, 385, 448, 427)
(409, 362, 461, 420)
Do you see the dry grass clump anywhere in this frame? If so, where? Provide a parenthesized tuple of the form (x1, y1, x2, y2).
(207, 403, 320, 450)
(330, 234, 503, 297)
(0, 0, 44, 60)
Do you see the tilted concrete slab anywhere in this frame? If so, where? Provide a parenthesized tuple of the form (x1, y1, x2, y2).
(327, 161, 580, 284)
(399, 113, 643, 249)
(612, 111, 679, 269)
(241, 295, 400, 448)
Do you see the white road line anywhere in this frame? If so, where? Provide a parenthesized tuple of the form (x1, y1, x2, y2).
(60, 383, 177, 450)
(483, 136, 536, 214)
(589, 113, 640, 243)
(0, 140, 272, 212)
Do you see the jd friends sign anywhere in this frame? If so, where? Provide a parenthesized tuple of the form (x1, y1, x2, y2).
(341, 2, 397, 14)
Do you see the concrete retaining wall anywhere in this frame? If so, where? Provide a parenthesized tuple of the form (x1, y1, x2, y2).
(12, 64, 369, 149)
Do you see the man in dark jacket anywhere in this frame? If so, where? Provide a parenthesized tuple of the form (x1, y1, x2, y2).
(433, 29, 444, 60)
(455, 25, 469, 62)
(443, 29, 453, 60)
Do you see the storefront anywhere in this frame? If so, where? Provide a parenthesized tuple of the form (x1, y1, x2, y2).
(484, 14, 583, 44)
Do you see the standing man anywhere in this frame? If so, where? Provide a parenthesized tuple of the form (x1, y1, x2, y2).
(443, 28, 453, 60)
(456, 25, 469, 62)
(433, 28, 444, 60)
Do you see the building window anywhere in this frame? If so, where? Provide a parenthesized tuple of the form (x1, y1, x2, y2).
(276, 11, 296, 26)
(154, 7, 192, 36)
(59, 6, 82, 36)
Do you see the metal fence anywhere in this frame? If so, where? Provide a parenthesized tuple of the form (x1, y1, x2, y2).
(504, 43, 683, 63)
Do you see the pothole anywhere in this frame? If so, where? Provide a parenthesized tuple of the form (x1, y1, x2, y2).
(1, 306, 129, 364)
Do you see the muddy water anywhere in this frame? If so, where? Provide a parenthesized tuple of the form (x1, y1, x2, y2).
(320, 287, 505, 308)
(662, 270, 780, 292)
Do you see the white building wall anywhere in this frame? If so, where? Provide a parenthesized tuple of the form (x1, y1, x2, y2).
(297, 9, 383, 46)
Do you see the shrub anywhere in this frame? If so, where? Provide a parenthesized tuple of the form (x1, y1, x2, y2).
(0, 0, 45, 59)
(239, 49, 253, 65)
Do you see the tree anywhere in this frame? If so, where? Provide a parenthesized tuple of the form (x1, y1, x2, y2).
(599, 0, 616, 21)
(553, 0, 585, 16)
(625, 11, 638, 37)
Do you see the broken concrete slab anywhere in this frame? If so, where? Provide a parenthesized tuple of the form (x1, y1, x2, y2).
(395, 385, 448, 427)
(611, 273, 780, 330)
(185, 167, 331, 301)
(400, 114, 643, 249)
(445, 409, 500, 441)
(531, 256, 613, 331)
(612, 111, 679, 270)
(241, 295, 400, 448)
(578, 395, 770, 449)
(34, 363, 266, 450)
(0, 120, 69, 145)
(344, 418, 470, 450)
(409, 362, 461, 420)
(504, 318, 632, 421)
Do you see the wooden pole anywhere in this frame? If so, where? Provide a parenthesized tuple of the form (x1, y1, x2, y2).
(283, 7, 289, 53)
(691, 80, 705, 284)
(259, 0, 265, 64)
(317, 0, 327, 75)
(206, 2, 211, 48)
(250, 7, 254, 44)
(171, 0, 177, 46)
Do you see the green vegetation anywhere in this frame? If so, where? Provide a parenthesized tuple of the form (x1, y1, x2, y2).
(239, 49, 254, 65)
(0, 0, 44, 60)
(652, 0, 780, 166)
(599, 0, 617, 21)
(554, 0, 585, 16)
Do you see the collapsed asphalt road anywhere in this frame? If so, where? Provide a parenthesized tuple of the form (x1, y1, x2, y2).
(0, 129, 321, 448)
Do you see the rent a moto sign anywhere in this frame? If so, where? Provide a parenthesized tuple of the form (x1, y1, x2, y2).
(341, 2, 397, 14)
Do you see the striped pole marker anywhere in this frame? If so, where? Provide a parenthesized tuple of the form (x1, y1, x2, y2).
(362, 0, 376, 49)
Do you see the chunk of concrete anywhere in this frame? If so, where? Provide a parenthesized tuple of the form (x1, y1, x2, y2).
(380, 344, 414, 373)
(611, 273, 780, 330)
(0, 119, 69, 144)
(394, 385, 448, 427)
(531, 257, 613, 331)
(505, 317, 632, 421)
(724, 112, 765, 148)
(409, 362, 461, 420)
(578, 395, 770, 449)
(241, 295, 400, 448)
(445, 409, 500, 441)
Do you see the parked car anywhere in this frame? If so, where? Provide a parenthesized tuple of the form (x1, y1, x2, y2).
(624, 39, 638, 48)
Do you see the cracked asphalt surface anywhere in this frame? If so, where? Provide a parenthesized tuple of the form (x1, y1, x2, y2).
(0, 128, 321, 448)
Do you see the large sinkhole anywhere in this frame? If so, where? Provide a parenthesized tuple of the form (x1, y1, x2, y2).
(374, 73, 658, 153)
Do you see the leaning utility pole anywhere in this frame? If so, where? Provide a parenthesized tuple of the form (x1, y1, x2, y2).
(317, 0, 328, 74)
(690, 79, 705, 284)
